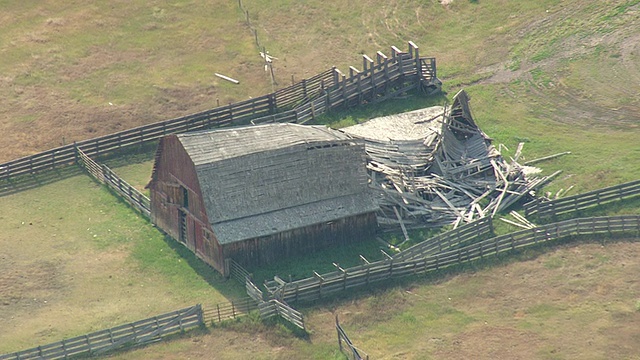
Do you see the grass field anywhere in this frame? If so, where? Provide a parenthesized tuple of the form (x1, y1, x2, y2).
(1, 0, 639, 358)
(0, 174, 245, 353)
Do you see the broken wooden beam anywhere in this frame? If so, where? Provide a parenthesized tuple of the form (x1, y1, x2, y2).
(215, 73, 240, 84)
(524, 151, 571, 165)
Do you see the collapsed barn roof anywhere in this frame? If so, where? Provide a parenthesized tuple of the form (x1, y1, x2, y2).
(342, 90, 554, 229)
(176, 123, 378, 244)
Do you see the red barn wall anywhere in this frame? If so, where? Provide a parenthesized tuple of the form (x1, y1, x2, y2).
(149, 136, 225, 274)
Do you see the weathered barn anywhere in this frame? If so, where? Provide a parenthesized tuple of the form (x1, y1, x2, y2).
(147, 123, 378, 275)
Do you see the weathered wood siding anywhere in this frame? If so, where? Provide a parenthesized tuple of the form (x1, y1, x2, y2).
(223, 212, 377, 267)
(148, 135, 225, 273)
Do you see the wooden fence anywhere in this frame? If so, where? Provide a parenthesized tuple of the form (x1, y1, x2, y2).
(257, 299, 305, 330)
(264, 215, 640, 304)
(0, 305, 203, 360)
(76, 146, 151, 217)
(393, 217, 493, 261)
(336, 315, 369, 360)
(524, 179, 640, 219)
(246, 278, 265, 303)
(202, 298, 259, 325)
(0, 42, 438, 192)
(226, 258, 252, 284)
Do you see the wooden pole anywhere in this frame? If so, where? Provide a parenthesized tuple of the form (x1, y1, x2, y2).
(336, 315, 343, 352)
(215, 73, 240, 84)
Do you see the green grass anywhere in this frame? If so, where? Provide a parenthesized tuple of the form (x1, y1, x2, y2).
(3, 0, 640, 358)
(248, 238, 385, 285)
(0, 173, 242, 353)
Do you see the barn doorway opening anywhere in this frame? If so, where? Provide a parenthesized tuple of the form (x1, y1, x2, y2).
(178, 209, 187, 244)
(181, 185, 189, 209)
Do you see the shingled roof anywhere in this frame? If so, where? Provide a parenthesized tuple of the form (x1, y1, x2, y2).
(177, 123, 378, 244)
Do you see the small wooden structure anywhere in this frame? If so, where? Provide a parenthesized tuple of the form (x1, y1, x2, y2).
(147, 123, 378, 275)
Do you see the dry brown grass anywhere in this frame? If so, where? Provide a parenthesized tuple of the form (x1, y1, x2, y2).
(0, 1, 271, 162)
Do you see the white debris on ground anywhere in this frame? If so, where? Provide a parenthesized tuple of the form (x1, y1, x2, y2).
(342, 89, 555, 230)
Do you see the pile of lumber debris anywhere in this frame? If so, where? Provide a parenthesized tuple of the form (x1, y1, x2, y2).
(342, 90, 560, 230)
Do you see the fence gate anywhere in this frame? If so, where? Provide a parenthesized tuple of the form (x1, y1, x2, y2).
(273, 299, 305, 330)
(256, 299, 305, 330)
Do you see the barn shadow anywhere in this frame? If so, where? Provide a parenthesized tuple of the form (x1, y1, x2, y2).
(159, 233, 248, 299)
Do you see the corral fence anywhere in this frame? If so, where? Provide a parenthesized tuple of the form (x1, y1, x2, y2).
(0, 305, 203, 360)
(0, 42, 439, 193)
(1, 297, 266, 360)
(76, 146, 151, 217)
(393, 217, 493, 261)
(524, 179, 640, 219)
(226, 258, 252, 285)
(264, 215, 640, 304)
(336, 315, 369, 360)
(202, 297, 259, 325)
(226, 257, 306, 330)
(257, 299, 305, 330)
(246, 277, 265, 303)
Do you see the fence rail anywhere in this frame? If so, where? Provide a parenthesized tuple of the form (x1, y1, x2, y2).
(393, 217, 493, 261)
(266, 215, 639, 304)
(246, 278, 264, 303)
(0, 42, 439, 192)
(336, 315, 368, 360)
(202, 298, 258, 324)
(227, 258, 252, 284)
(524, 180, 640, 219)
(76, 146, 150, 217)
(0, 305, 203, 360)
(257, 299, 305, 330)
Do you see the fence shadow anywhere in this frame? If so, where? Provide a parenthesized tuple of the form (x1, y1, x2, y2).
(0, 165, 83, 198)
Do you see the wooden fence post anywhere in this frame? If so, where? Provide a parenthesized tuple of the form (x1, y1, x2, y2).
(196, 304, 204, 326)
(302, 79, 308, 99)
(73, 142, 79, 164)
(224, 258, 231, 278)
(314, 271, 324, 299)
(268, 93, 276, 114)
(336, 315, 343, 352)
(356, 72, 363, 105)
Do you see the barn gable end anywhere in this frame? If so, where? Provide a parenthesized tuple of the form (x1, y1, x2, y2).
(149, 123, 378, 275)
